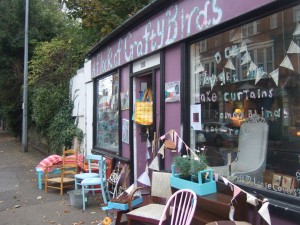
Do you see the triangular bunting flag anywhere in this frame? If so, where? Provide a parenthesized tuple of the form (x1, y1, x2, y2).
(241, 51, 251, 65)
(160, 135, 166, 140)
(148, 156, 160, 171)
(211, 74, 217, 90)
(214, 173, 219, 181)
(247, 61, 257, 78)
(230, 30, 242, 42)
(225, 58, 236, 70)
(177, 138, 183, 152)
(258, 201, 271, 225)
(280, 55, 294, 71)
(287, 40, 300, 54)
(246, 193, 258, 206)
(218, 71, 226, 84)
(195, 62, 205, 74)
(255, 67, 265, 84)
(240, 40, 248, 52)
(222, 177, 230, 185)
(293, 23, 300, 36)
(146, 149, 150, 160)
(158, 144, 165, 158)
(147, 138, 151, 148)
(269, 68, 279, 86)
(137, 170, 151, 186)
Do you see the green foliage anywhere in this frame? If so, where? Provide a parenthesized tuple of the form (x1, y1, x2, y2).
(173, 155, 191, 178)
(31, 84, 69, 129)
(65, 0, 152, 36)
(48, 101, 83, 154)
(190, 154, 208, 177)
(0, 0, 71, 136)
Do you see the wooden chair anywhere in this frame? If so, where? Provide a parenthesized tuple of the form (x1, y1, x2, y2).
(158, 189, 197, 225)
(80, 155, 109, 210)
(74, 154, 102, 190)
(45, 148, 78, 195)
(126, 171, 172, 225)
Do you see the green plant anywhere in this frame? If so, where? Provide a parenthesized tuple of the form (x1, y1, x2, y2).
(47, 100, 83, 154)
(190, 154, 208, 177)
(173, 155, 191, 179)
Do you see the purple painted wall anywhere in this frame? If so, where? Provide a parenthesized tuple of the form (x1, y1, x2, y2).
(91, 0, 276, 77)
(120, 65, 130, 159)
(164, 44, 182, 170)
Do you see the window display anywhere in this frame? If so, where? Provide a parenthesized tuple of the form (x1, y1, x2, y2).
(96, 73, 119, 151)
(190, 5, 300, 199)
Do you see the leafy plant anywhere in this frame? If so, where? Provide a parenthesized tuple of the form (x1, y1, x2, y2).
(173, 155, 191, 179)
(190, 154, 208, 177)
(47, 100, 83, 154)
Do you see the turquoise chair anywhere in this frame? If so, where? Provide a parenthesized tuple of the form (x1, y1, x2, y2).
(81, 155, 109, 210)
(74, 154, 102, 190)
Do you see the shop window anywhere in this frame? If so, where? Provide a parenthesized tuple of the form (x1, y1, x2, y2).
(95, 73, 119, 152)
(190, 5, 300, 200)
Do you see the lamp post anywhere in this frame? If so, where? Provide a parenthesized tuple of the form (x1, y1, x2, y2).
(22, 0, 29, 152)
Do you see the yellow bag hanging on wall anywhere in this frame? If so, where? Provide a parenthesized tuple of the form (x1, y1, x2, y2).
(134, 88, 153, 125)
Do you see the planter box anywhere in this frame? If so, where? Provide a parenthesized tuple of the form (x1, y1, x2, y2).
(106, 196, 143, 210)
(170, 165, 216, 196)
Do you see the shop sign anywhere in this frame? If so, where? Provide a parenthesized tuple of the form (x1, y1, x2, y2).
(91, 0, 275, 77)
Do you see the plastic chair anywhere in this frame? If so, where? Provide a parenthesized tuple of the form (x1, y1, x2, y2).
(45, 148, 78, 195)
(74, 154, 102, 190)
(158, 189, 197, 225)
(81, 155, 109, 211)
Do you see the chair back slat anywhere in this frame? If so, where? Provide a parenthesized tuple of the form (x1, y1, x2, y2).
(159, 189, 197, 225)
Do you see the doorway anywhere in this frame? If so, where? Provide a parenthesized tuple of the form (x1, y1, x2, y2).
(131, 69, 161, 185)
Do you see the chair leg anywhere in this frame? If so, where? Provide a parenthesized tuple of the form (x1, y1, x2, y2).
(101, 183, 107, 204)
(82, 186, 86, 211)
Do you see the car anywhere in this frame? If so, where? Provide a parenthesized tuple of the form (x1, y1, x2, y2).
(200, 122, 240, 147)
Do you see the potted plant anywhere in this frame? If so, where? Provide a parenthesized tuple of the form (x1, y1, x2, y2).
(170, 152, 216, 196)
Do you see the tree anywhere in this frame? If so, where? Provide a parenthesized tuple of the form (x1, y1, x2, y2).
(64, 0, 152, 36)
(0, 0, 68, 136)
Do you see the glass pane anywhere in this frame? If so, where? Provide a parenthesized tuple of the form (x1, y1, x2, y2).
(96, 73, 119, 151)
(190, 5, 300, 199)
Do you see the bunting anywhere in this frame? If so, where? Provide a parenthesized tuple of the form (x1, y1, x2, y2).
(269, 68, 279, 86)
(225, 58, 236, 70)
(287, 40, 300, 54)
(280, 55, 294, 71)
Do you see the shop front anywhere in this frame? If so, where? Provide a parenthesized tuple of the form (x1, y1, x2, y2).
(88, 0, 300, 224)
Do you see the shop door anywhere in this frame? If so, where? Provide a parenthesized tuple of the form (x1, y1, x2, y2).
(132, 69, 160, 185)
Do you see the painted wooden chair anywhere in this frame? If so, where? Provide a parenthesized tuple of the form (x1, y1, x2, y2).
(80, 155, 109, 210)
(44, 148, 78, 195)
(158, 189, 197, 225)
(126, 171, 172, 225)
(74, 154, 101, 190)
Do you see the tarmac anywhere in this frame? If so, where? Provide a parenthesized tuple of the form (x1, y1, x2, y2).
(0, 130, 109, 225)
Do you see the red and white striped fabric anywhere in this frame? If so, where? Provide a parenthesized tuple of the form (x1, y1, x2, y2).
(36, 155, 62, 172)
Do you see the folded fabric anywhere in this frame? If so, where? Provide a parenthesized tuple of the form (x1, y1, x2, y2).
(36, 154, 62, 172)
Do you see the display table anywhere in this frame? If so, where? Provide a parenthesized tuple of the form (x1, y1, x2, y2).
(171, 181, 249, 225)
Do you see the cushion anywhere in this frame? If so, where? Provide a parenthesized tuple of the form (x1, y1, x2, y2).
(127, 203, 166, 220)
(36, 155, 62, 172)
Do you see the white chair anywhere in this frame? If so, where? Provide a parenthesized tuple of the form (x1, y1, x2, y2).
(213, 114, 269, 183)
(81, 155, 109, 211)
(74, 154, 102, 190)
(158, 189, 197, 225)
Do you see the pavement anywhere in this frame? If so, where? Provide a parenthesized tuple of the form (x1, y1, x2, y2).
(0, 130, 109, 225)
